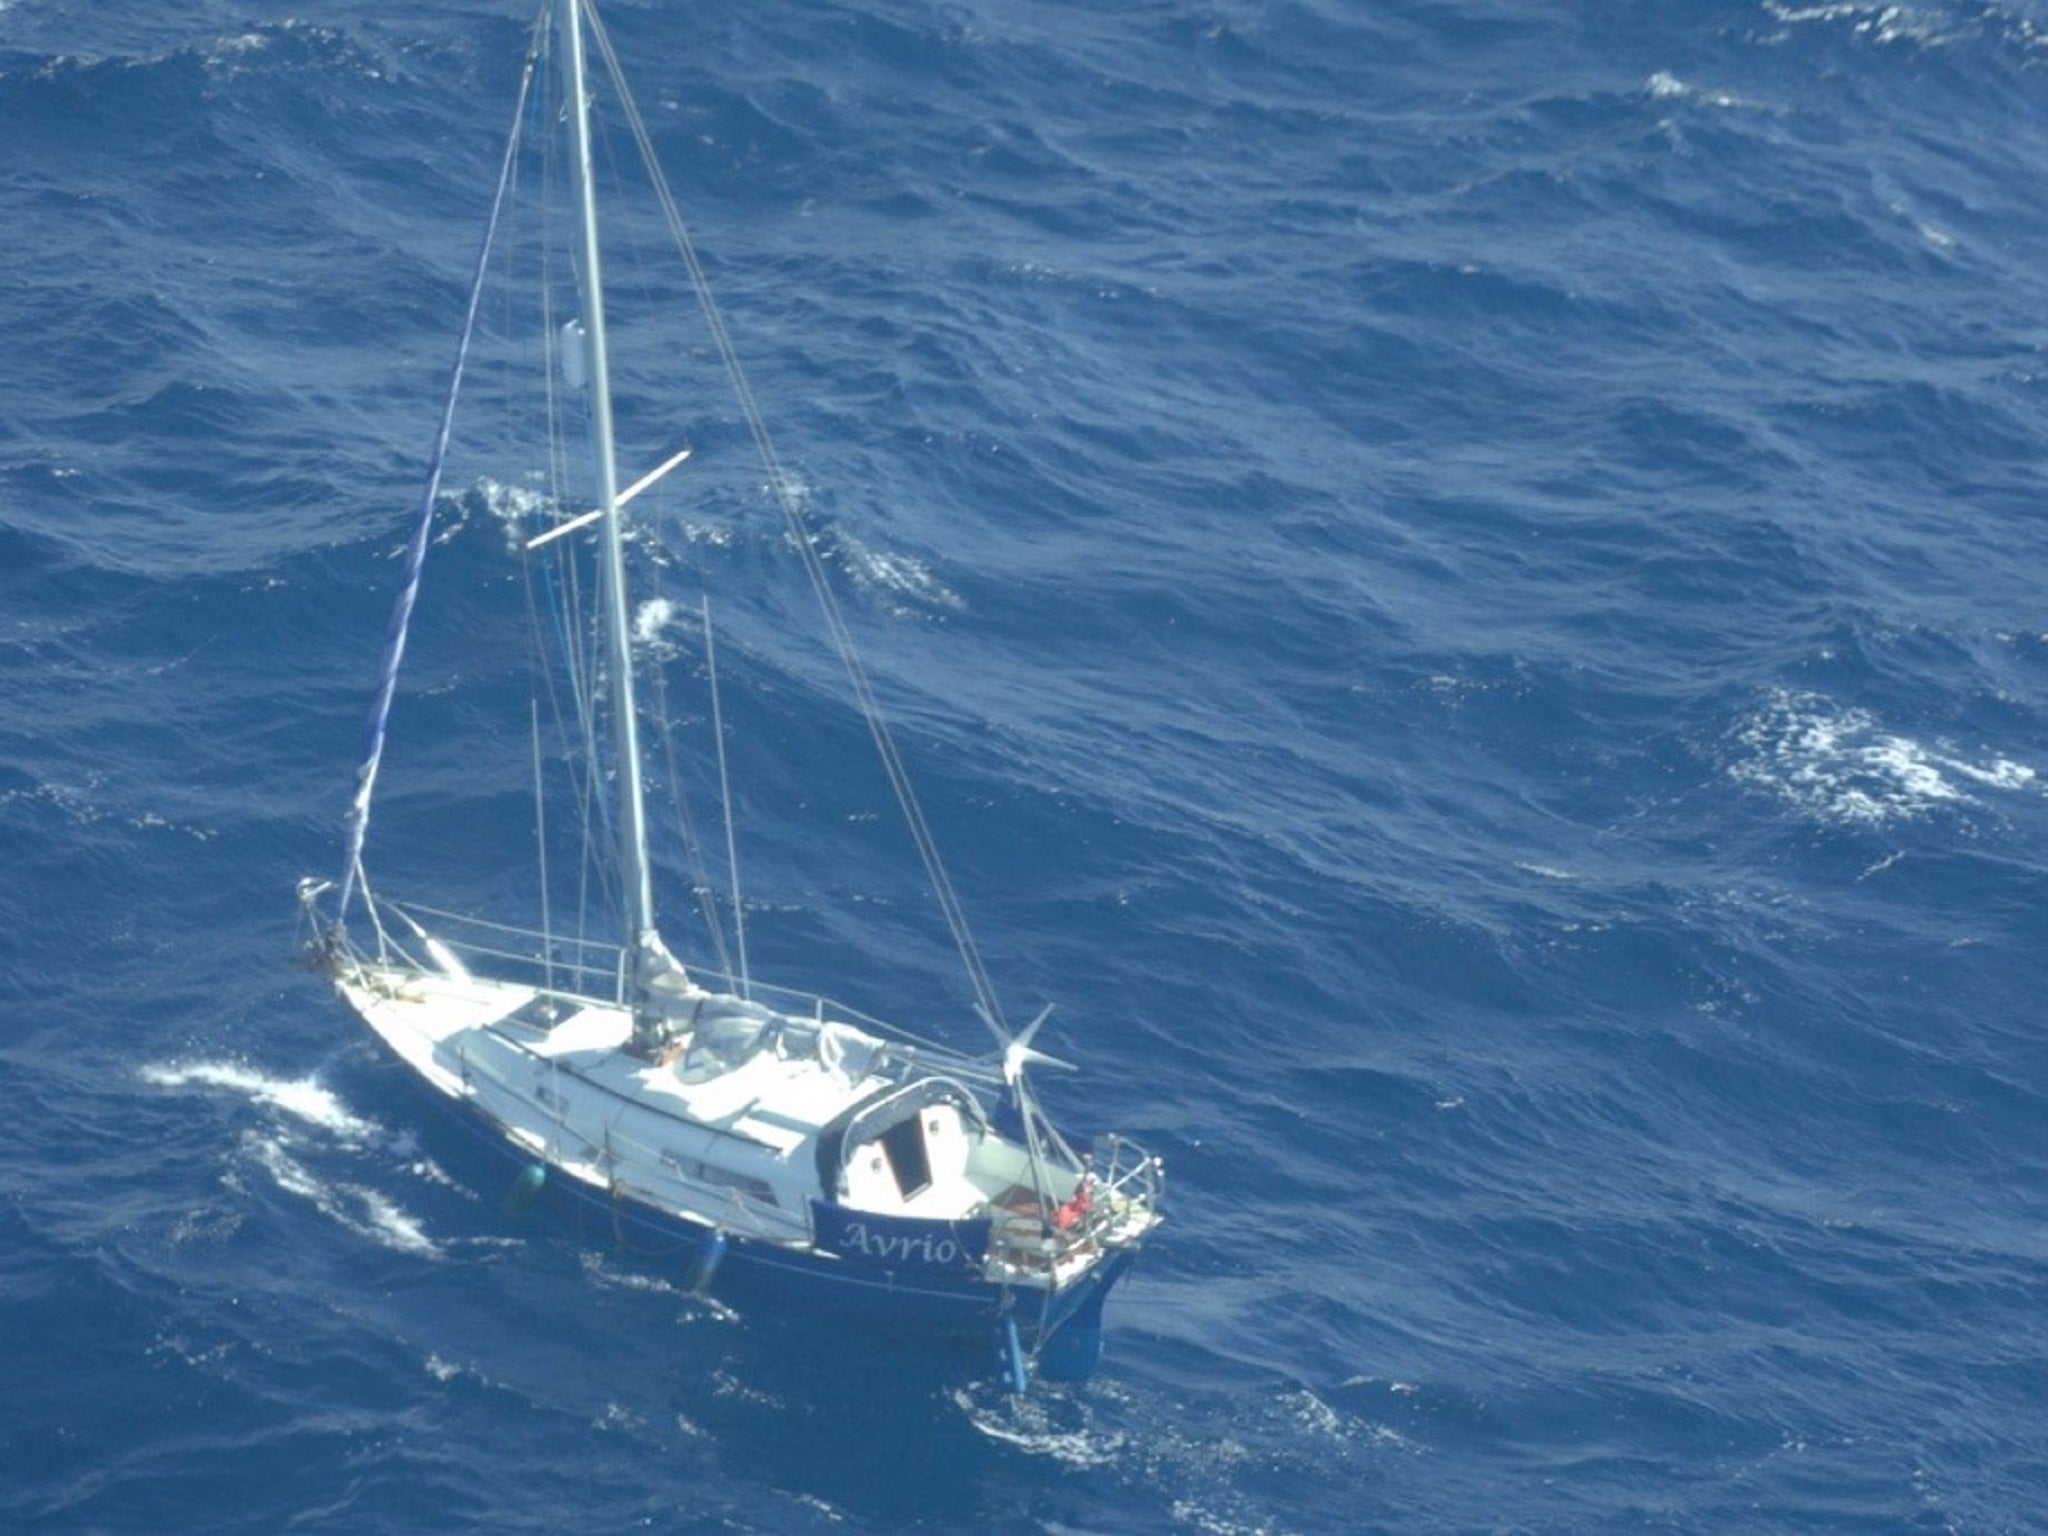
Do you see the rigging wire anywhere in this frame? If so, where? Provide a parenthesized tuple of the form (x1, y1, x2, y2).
(559, 14, 741, 986)
(645, 615, 740, 982)
(522, 12, 731, 995)
(701, 597, 751, 995)
(584, 4, 1012, 1043)
(531, 699, 553, 993)
(508, 25, 626, 984)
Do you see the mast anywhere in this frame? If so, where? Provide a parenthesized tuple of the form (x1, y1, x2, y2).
(560, 0, 660, 1009)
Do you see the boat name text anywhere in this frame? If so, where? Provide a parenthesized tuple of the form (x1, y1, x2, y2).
(837, 1221, 961, 1268)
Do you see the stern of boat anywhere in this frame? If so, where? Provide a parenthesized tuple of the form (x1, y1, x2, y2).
(982, 1132, 1163, 1385)
(982, 1132, 1164, 1286)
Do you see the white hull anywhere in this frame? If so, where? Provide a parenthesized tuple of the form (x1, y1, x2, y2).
(323, 936, 1160, 1301)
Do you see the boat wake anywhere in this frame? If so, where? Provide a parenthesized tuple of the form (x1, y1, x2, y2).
(140, 1059, 381, 1143)
(140, 1058, 484, 1261)
(951, 1371, 1421, 1536)
(577, 1251, 742, 1324)
(239, 1127, 443, 1259)
(952, 1383, 1125, 1467)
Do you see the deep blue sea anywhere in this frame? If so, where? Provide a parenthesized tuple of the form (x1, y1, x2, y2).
(8, 0, 2048, 1530)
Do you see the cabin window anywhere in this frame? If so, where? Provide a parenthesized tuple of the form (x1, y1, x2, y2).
(498, 995, 579, 1033)
(878, 1115, 932, 1199)
(661, 1148, 779, 1208)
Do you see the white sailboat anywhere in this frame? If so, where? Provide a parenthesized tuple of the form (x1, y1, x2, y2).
(298, 0, 1161, 1388)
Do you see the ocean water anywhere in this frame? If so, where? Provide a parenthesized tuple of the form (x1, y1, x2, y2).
(6, 0, 2048, 1530)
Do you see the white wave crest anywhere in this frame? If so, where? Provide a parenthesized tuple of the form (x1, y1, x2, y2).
(477, 474, 554, 526)
(834, 530, 963, 613)
(1644, 70, 1746, 109)
(953, 1388, 1124, 1467)
(142, 1060, 379, 1143)
(1729, 689, 2036, 826)
(1763, 1, 1979, 49)
(633, 596, 679, 650)
(244, 1130, 441, 1259)
(0, 774, 217, 841)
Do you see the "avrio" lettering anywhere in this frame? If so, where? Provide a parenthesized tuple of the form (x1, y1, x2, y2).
(837, 1221, 961, 1268)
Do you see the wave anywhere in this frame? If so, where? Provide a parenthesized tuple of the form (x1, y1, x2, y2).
(141, 1058, 381, 1143)
(1727, 687, 2037, 826)
(141, 1058, 474, 1261)
(240, 1128, 442, 1260)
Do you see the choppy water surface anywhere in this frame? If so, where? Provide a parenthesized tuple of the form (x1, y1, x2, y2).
(5, 1, 2048, 1531)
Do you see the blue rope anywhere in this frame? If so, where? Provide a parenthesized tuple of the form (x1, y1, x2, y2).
(336, 22, 543, 921)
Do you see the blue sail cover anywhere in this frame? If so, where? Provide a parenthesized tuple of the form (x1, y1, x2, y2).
(335, 49, 539, 919)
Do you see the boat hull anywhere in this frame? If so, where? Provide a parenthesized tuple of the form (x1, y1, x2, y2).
(365, 1020, 1137, 1380)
